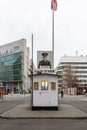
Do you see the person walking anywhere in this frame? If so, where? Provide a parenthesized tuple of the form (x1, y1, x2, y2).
(61, 90, 64, 98)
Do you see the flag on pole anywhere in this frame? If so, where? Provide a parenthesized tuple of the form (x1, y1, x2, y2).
(51, 0, 57, 11)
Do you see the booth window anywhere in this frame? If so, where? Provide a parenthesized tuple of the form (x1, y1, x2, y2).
(51, 82, 56, 90)
(34, 82, 38, 90)
(41, 80, 49, 90)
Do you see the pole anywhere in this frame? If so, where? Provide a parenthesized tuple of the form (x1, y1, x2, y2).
(52, 9, 54, 68)
(31, 34, 33, 108)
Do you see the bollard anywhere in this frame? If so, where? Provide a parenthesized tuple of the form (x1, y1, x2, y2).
(1, 93, 3, 101)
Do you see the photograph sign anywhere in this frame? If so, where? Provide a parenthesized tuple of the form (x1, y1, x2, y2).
(37, 51, 53, 69)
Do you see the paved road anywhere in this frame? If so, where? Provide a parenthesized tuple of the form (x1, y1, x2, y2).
(0, 94, 30, 114)
(59, 95, 87, 113)
(0, 119, 87, 130)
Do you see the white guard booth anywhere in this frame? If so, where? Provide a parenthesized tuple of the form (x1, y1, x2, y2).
(32, 72, 58, 110)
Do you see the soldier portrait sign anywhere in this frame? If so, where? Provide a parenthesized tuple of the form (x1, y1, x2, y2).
(37, 51, 53, 69)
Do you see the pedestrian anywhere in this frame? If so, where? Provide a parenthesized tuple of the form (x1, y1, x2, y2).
(61, 90, 64, 98)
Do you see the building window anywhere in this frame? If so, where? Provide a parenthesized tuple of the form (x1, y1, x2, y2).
(6, 50, 8, 53)
(34, 82, 38, 90)
(41, 80, 49, 90)
(10, 49, 12, 52)
(51, 82, 56, 90)
(13, 46, 20, 51)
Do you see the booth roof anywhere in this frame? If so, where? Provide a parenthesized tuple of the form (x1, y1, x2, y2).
(32, 73, 58, 77)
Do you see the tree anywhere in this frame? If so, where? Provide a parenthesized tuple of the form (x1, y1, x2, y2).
(62, 65, 78, 88)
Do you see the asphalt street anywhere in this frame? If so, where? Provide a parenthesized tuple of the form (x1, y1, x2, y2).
(0, 119, 87, 130)
(59, 94, 87, 113)
(0, 94, 29, 115)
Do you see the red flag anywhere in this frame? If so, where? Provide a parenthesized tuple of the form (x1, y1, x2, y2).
(51, 0, 57, 11)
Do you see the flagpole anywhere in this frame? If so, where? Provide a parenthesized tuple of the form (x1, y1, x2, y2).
(52, 9, 54, 68)
(51, 0, 57, 68)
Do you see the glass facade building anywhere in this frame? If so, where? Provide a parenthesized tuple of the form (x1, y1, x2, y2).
(0, 52, 24, 82)
(0, 39, 30, 94)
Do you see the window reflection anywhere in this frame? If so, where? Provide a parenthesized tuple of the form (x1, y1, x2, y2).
(51, 82, 56, 90)
(34, 82, 38, 90)
(0, 52, 24, 82)
(41, 80, 49, 90)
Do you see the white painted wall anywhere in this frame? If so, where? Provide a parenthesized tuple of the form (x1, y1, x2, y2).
(33, 74, 58, 107)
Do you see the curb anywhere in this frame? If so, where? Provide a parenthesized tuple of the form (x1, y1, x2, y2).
(0, 115, 87, 119)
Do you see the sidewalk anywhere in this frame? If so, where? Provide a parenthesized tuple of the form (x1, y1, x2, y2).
(0, 93, 29, 102)
(4, 93, 29, 97)
(62, 94, 87, 101)
(0, 103, 87, 119)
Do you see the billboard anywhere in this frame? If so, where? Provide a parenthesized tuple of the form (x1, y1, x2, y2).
(37, 51, 53, 69)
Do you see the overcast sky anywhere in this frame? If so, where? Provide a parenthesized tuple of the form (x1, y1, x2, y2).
(0, 0, 87, 67)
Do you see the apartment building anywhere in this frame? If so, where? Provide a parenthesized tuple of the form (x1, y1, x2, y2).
(0, 39, 30, 93)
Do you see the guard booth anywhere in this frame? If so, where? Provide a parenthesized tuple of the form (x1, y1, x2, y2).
(31, 70, 58, 110)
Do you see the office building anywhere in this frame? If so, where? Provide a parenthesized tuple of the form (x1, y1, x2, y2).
(56, 55, 87, 95)
(0, 39, 30, 93)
